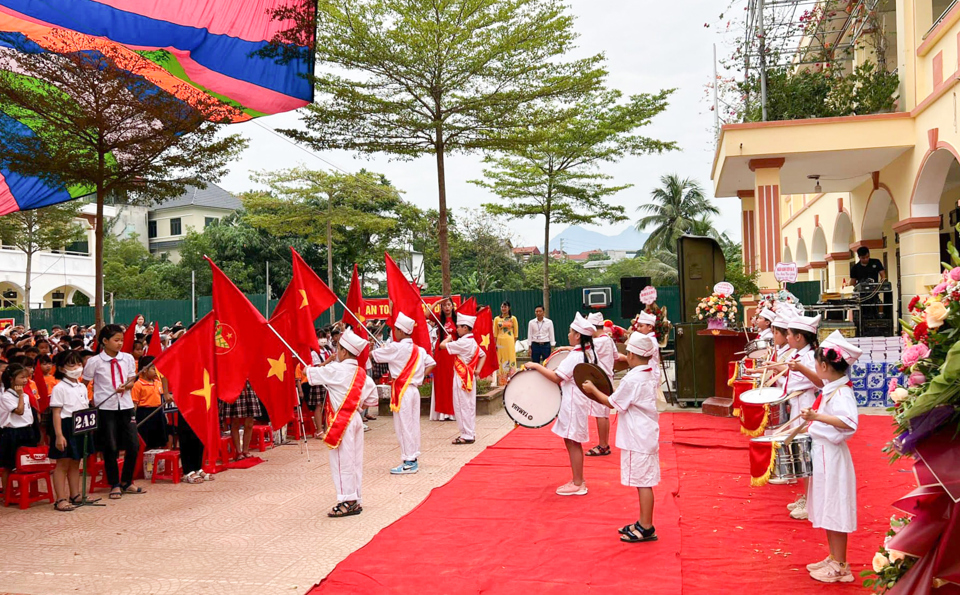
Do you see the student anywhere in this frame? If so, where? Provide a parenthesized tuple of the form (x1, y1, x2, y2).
(48, 352, 88, 511)
(526, 313, 597, 496)
(802, 331, 862, 584)
(585, 311, 618, 457)
(633, 311, 662, 391)
(371, 312, 437, 474)
(131, 356, 167, 449)
(581, 333, 661, 543)
(304, 329, 332, 438)
(0, 363, 38, 487)
(305, 328, 378, 517)
(220, 382, 262, 461)
(131, 341, 145, 368)
(83, 324, 144, 500)
(439, 308, 485, 445)
(756, 308, 776, 341)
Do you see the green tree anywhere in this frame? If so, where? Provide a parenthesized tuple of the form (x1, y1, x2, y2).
(476, 89, 674, 313)
(0, 203, 85, 328)
(0, 33, 246, 328)
(101, 234, 181, 300)
(450, 210, 522, 293)
(272, 0, 606, 295)
(636, 175, 720, 254)
(520, 258, 596, 291)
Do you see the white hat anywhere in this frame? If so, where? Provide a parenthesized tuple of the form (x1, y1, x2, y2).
(819, 330, 862, 365)
(788, 314, 822, 334)
(772, 308, 796, 329)
(587, 312, 604, 327)
(758, 308, 777, 322)
(570, 312, 595, 337)
(457, 313, 477, 329)
(636, 311, 656, 326)
(394, 312, 415, 335)
(626, 332, 657, 357)
(339, 328, 368, 357)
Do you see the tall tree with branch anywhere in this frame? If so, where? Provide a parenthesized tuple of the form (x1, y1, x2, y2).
(474, 88, 676, 313)
(0, 203, 86, 328)
(0, 34, 246, 328)
(268, 0, 606, 295)
(636, 175, 720, 254)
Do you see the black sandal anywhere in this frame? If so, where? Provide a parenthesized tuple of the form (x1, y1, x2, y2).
(586, 445, 612, 456)
(327, 501, 362, 518)
(121, 483, 147, 495)
(54, 499, 75, 512)
(620, 522, 657, 543)
(452, 437, 475, 445)
(109, 486, 123, 500)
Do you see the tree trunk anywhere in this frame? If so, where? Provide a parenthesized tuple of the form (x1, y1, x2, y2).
(94, 175, 105, 330)
(542, 188, 553, 316)
(23, 249, 32, 329)
(326, 215, 335, 324)
(435, 135, 451, 296)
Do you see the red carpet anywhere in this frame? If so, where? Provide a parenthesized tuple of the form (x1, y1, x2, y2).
(309, 413, 915, 594)
(223, 455, 264, 470)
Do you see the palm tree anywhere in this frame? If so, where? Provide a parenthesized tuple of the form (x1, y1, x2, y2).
(636, 175, 720, 253)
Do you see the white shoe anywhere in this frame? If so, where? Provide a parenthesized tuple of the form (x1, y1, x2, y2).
(787, 494, 806, 511)
(556, 481, 588, 496)
(806, 556, 833, 572)
(790, 500, 808, 520)
(809, 559, 854, 583)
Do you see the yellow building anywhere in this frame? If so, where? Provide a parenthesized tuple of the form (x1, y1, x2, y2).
(712, 0, 960, 322)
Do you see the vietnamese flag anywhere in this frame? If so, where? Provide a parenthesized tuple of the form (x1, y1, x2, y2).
(270, 248, 337, 363)
(245, 326, 299, 431)
(473, 306, 499, 378)
(121, 314, 140, 354)
(31, 364, 48, 412)
(144, 320, 161, 356)
(343, 264, 367, 330)
(385, 252, 432, 353)
(152, 313, 221, 455)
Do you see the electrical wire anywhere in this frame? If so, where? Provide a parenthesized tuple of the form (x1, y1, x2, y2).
(250, 120, 350, 174)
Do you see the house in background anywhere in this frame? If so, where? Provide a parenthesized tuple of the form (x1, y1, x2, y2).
(511, 245, 541, 262)
(147, 184, 242, 262)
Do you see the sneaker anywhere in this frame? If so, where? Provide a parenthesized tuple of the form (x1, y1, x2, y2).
(787, 494, 806, 511)
(790, 499, 808, 520)
(556, 481, 588, 496)
(806, 556, 833, 572)
(810, 559, 854, 583)
(363, 424, 370, 432)
(390, 461, 419, 475)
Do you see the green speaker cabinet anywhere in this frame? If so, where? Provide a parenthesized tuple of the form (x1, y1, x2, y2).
(674, 322, 715, 406)
(677, 235, 726, 323)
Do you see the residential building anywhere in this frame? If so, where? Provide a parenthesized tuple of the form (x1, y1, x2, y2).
(148, 184, 242, 262)
(565, 250, 604, 263)
(712, 0, 960, 323)
(512, 245, 541, 262)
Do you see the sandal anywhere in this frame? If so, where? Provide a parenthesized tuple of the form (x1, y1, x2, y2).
(54, 499, 76, 512)
(586, 445, 612, 457)
(451, 437, 475, 445)
(183, 472, 204, 484)
(121, 483, 147, 495)
(198, 470, 215, 481)
(620, 522, 657, 543)
(327, 501, 362, 518)
(109, 486, 123, 500)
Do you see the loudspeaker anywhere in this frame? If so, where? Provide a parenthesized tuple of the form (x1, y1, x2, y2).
(620, 276, 651, 319)
(677, 235, 726, 322)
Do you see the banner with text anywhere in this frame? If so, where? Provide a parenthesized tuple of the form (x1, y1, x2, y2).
(359, 295, 462, 321)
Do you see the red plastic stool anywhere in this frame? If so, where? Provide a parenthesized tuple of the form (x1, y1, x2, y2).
(86, 454, 124, 493)
(287, 420, 304, 441)
(3, 470, 54, 509)
(249, 425, 274, 452)
(218, 435, 236, 462)
(150, 451, 181, 484)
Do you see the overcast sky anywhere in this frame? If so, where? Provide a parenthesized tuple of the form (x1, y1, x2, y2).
(216, 0, 742, 248)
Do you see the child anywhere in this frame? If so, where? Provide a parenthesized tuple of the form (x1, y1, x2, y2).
(633, 311, 662, 392)
(801, 331, 861, 584)
(439, 309, 485, 445)
(585, 312, 617, 457)
(48, 352, 88, 511)
(305, 329, 331, 438)
(305, 328, 378, 517)
(131, 341, 145, 368)
(83, 324, 144, 500)
(131, 356, 167, 449)
(220, 382, 262, 461)
(755, 308, 775, 342)
(581, 332, 661, 543)
(527, 312, 597, 496)
(0, 363, 38, 487)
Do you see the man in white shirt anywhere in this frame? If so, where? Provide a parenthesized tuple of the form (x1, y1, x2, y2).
(371, 312, 436, 475)
(526, 305, 555, 365)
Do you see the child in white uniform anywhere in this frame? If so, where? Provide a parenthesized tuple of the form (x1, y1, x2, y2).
(801, 331, 861, 584)
(585, 312, 617, 457)
(581, 333, 661, 543)
(527, 313, 597, 496)
(0, 363, 37, 489)
(48, 352, 88, 511)
(755, 308, 775, 342)
(633, 311, 661, 393)
(440, 311, 485, 445)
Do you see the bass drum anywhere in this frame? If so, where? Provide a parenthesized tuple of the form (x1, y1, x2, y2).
(544, 350, 569, 371)
(503, 369, 562, 428)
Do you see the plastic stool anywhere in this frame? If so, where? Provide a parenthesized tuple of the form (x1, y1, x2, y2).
(150, 451, 181, 484)
(218, 435, 235, 463)
(249, 425, 274, 452)
(87, 454, 124, 493)
(287, 420, 304, 441)
(3, 470, 54, 509)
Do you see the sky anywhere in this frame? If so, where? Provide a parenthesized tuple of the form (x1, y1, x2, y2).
(216, 0, 742, 250)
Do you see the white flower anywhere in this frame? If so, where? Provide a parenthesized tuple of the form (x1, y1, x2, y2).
(872, 551, 890, 572)
(887, 549, 906, 563)
(891, 388, 909, 403)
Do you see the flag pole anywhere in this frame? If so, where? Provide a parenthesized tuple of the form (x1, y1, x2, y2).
(334, 296, 386, 348)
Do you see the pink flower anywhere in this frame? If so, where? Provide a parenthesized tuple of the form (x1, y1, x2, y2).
(950, 267, 960, 282)
(933, 282, 947, 296)
(908, 372, 927, 387)
(888, 378, 899, 393)
(901, 333, 913, 349)
(901, 344, 931, 367)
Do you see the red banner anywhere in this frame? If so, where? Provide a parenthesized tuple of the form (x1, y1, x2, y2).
(359, 295, 461, 321)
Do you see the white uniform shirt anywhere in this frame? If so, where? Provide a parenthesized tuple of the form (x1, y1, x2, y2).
(608, 366, 659, 454)
(527, 318, 556, 345)
(49, 379, 89, 419)
(808, 377, 858, 445)
(83, 351, 136, 410)
(785, 345, 817, 392)
(305, 359, 378, 411)
(773, 345, 793, 388)
(0, 388, 34, 428)
(593, 334, 617, 378)
(758, 328, 773, 341)
(645, 332, 661, 381)
(445, 333, 480, 365)
(372, 338, 437, 386)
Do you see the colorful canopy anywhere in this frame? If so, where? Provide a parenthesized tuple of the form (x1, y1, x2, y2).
(0, 0, 315, 214)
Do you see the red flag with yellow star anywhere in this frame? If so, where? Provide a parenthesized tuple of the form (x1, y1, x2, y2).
(473, 305, 498, 378)
(245, 326, 298, 431)
(270, 248, 337, 363)
(152, 313, 221, 455)
(343, 264, 367, 330)
(385, 251, 432, 353)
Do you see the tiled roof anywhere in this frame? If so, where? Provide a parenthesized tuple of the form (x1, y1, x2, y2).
(151, 183, 242, 212)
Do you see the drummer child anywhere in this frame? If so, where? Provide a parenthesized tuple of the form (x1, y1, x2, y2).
(581, 333, 660, 543)
(756, 308, 775, 341)
(633, 311, 661, 389)
(800, 331, 861, 584)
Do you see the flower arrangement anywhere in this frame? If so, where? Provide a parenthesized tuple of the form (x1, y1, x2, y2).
(860, 516, 916, 593)
(756, 289, 805, 315)
(696, 292, 738, 323)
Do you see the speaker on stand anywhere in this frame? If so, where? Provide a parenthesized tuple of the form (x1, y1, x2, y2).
(620, 276, 651, 320)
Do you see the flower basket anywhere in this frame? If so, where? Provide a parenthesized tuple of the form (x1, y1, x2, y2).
(707, 317, 727, 330)
(695, 292, 738, 327)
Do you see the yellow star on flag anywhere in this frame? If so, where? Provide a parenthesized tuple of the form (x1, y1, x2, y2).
(267, 352, 287, 382)
(191, 369, 214, 410)
(480, 334, 490, 348)
(299, 289, 309, 309)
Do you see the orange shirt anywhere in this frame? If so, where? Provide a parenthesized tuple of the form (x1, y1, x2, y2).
(131, 378, 163, 408)
(44, 374, 58, 394)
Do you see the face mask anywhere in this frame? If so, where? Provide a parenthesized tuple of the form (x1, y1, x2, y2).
(65, 367, 83, 380)
(318, 339, 328, 347)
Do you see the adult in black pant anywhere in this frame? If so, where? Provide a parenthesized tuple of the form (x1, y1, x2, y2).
(178, 411, 212, 483)
(82, 325, 145, 500)
(526, 305, 556, 365)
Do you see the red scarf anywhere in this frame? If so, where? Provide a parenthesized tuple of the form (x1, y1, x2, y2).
(323, 366, 367, 449)
(390, 347, 421, 412)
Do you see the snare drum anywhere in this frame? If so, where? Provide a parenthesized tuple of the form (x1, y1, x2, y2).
(543, 350, 569, 371)
(503, 369, 562, 428)
(740, 387, 792, 430)
(750, 434, 813, 481)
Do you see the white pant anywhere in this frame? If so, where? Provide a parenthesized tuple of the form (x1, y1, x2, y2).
(329, 414, 364, 503)
(452, 381, 476, 441)
(394, 386, 422, 461)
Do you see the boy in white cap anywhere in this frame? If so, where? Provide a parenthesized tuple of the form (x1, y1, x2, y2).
(801, 331, 862, 584)
(756, 308, 776, 342)
(585, 311, 617, 457)
(768, 309, 797, 389)
(439, 308, 485, 445)
(581, 332, 660, 543)
(305, 328, 379, 518)
(372, 312, 436, 474)
(633, 311, 661, 388)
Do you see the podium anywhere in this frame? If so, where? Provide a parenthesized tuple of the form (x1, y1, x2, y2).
(695, 328, 748, 417)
